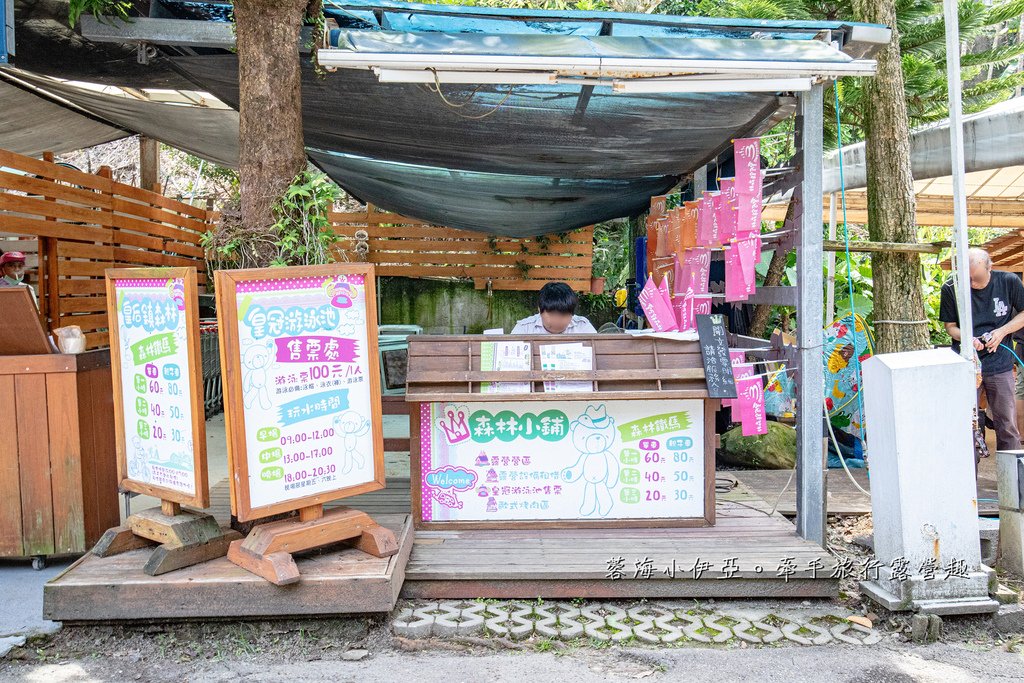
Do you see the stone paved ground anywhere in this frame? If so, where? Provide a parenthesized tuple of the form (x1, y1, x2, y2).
(392, 599, 883, 646)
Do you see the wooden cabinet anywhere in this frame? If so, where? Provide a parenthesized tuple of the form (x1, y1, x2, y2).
(0, 350, 120, 560)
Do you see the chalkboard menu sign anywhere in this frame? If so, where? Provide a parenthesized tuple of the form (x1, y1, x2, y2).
(695, 314, 737, 399)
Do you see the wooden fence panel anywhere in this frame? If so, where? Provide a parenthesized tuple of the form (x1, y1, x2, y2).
(330, 206, 594, 292)
(0, 148, 214, 349)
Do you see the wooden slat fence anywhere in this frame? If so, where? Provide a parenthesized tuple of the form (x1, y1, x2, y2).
(0, 149, 216, 349)
(330, 206, 594, 291)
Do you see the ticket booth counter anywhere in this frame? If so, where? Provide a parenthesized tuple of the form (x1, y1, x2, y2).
(405, 334, 717, 530)
(0, 289, 120, 566)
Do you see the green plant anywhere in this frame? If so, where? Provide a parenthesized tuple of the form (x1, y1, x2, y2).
(515, 260, 533, 278)
(201, 170, 342, 272)
(591, 221, 631, 290)
(269, 170, 342, 267)
(579, 292, 614, 315)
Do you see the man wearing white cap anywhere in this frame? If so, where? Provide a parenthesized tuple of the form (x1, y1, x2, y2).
(0, 251, 39, 309)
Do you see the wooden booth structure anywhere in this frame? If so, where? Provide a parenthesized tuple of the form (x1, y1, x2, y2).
(0, 288, 120, 566)
(38, 0, 893, 618)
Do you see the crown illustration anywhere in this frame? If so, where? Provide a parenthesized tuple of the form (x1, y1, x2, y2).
(438, 407, 471, 444)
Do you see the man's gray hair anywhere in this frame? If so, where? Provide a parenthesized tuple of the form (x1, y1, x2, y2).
(968, 247, 993, 269)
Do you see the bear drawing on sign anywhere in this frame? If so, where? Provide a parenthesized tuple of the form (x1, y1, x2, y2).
(241, 342, 273, 410)
(334, 410, 370, 474)
(561, 404, 619, 517)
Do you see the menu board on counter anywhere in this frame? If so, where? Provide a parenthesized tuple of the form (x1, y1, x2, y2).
(216, 264, 385, 521)
(106, 267, 208, 507)
(414, 399, 710, 528)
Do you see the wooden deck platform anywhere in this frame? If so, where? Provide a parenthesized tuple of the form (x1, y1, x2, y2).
(402, 481, 838, 599)
(43, 514, 413, 622)
(732, 468, 999, 517)
(48, 475, 837, 621)
(207, 474, 837, 600)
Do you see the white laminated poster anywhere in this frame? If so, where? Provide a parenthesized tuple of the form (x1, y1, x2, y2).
(418, 399, 705, 523)
(539, 343, 594, 393)
(107, 268, 207, 507)
(217, 266, 385, 519)
(114, 278, 196, 494)
(480, 341, 532, 394)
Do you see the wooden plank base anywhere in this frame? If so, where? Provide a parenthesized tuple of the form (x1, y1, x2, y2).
(228, 506, 400, 586)
(44, 515, 413, 622)
(401, 478, 839, 599)
(93, 507, 240, 576)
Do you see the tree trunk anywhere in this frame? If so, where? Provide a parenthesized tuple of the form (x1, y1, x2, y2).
(851, 0, 931, 353)
(233, 0, 309, 248)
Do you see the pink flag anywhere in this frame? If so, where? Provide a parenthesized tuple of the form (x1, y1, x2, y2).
(724, 246, 748, 303)
(734, 138, 762, 197)
(658, 274, 674, 311)
(638, 276, 678, 332)
(707, 192, 722, 246)
(688, 247, 711, 295)
(693, 294, 712, 317)
(722, 350, 747, 409)
(736, 238, 758, 288)
(729, 363, 756, 421)
(696, 193, 714, 246)
(719, 178, 738, 244)
(672, 288, 694, 331)
(736, 191, 762, 239)
(736, 375, 767, 436)
(673, 254, 691, 297)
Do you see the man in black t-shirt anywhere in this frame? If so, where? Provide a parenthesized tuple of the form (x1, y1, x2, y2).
(939, 248, 1024, 450)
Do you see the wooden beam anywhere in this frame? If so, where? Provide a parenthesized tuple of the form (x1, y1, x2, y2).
(822, 240, 946, 255)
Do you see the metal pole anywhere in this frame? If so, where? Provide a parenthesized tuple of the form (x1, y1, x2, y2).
(826, 192, 837, 323)
(944, 0, 974, 360)
(796, 83, 826, 546)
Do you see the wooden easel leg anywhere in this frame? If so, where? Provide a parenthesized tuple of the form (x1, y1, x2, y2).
(92, 506, 239, 575)
(93, 525, 155, 557)
(353, 524, 399, 557)
(227, 505, 399, 585)
(144, 530, 243, 576)
(227, 540, 301, 585)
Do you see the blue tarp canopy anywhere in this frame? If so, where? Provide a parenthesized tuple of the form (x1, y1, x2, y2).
(159, 0, 888, 235)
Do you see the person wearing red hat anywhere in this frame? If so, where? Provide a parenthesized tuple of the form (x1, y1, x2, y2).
(0, 251, 39, 309)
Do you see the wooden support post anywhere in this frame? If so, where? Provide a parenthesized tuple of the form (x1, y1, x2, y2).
(39, 152, 57, 333)
(93, 500, 241, 576)
(227, 505, 399, 586)
(139, 136, 160, 192)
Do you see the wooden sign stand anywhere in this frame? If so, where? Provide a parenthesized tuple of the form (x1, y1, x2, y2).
(227, 503, 398, 585)
(97, 267, 238, 575)
(216, 264, 397, 586)
(94, 500, 241, 576)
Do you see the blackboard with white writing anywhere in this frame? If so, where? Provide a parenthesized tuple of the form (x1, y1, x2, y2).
(696, 314, 737, 399)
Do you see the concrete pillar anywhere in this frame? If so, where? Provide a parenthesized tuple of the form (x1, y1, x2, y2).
(860, 349, 997, 615)
(997, 450, 1024, 573)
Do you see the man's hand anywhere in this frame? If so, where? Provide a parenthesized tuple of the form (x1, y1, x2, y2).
(985, 327, 1007, 354)
(974, 337, 985, 351)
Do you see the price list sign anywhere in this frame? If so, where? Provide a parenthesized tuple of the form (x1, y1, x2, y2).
(216, 264, 385, 521)
(106, 268, 208, 507)
(414, 399, 712, 529)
